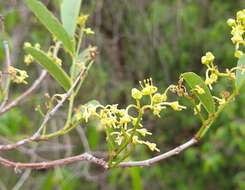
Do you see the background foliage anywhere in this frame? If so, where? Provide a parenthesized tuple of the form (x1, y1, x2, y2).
(0, 0, 244, 189)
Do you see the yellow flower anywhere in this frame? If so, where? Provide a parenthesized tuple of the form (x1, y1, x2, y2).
(194, 103, 202, 115)
(131, 88, 142, 100)
(24, 55, 34, 65)
(169, 101, 186, 111)
(140, 78, 158, 95)
(136, 128, 152, 136)
(34, 43, 40, 49)
(83, 28, 95, 35)
(152, 93, 163, 104)
(144, 141, 160, 152)
(201, 52, 215, 65)
(234, 50, 243, 58)
(24, 42, 32, 48)
(227, 18, 236, 27)
(195, 85, 205, 94)
(77, 14, 89, 26)
(152, 104, 162, 117)
(8, 66, 28, 84)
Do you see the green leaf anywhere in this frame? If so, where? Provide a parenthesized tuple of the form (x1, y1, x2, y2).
(71, 47, 92, 77)
(236, 54, 245, 89)
(130, 168, 142, 190)
(25, 0, 75, 55)
(25, 46, 71, 91)
(182, 72, 215, 114)
(84, 100, 100, 107)
(61, 0, 82, 37)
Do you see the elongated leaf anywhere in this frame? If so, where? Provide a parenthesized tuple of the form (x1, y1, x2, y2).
(236, 54, 245, 89)
(25, 0, 75, 55)
(182, 72, 215, 113)
(61, 0, 82, 36)
(25, 46, 71, 91)
(130, 168, 142, 190)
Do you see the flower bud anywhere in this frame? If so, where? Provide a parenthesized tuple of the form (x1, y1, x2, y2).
(131, 88, 142, 100)
(227, 18, 236, 27)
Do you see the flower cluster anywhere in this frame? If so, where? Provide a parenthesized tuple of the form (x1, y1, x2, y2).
(75, 103, 158, 152)
(74, 78, 187, 157)
(77, 14, 94, 35)
(227, 9, 245, 58)
(8, 66, 28, 84)
(132, 78, 186, 116)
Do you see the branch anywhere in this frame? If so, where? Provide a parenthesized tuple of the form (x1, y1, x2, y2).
(0, 138, 198, 170)
(118, 138, 198, 167)
(0, 70, 85, 151)
(0, 152, 108, 171)
(0, 70, 47, 116)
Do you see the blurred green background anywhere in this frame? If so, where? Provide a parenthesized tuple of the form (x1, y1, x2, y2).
(0, 0, 245, 189)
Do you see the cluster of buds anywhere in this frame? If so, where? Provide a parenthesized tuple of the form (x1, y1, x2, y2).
(132, 78, 186, 116)
(77, 14, 94, 35)
(201, 52, 215, 65)
(200, 52, 219, 90)
(8, 66, 28, 84)
(77, 14, 89, 27)
(227, 9, 245, 58)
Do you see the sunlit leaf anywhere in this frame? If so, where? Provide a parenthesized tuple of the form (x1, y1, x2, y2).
(236, 54, 245, 89)
(182, 72, 215, 114)
(25, 0, 75, 55)
(61, 0, 82, 37)
(25, 46, 71, 91)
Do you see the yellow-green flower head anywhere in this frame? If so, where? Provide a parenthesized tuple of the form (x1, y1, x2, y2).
(140, 78, 158, 95)
(234, 50, 243, 58)
(236, 9, 245, 23)
(227, 18, 236, 27)
(34, 43, 40, 49)
(152, 93, 163, 104)
(83, 28, 95, 35)
(24, 54, 34, 65)
(194, 103, 202, 115)
(115, 135, 123, 145)
(144, 141, 160, 152)
(132, 135, 139, 144)
(77, 14, 89, 26)
(201, 52, 215, 65)
(195, 85, 205, 94)
(169, 101, 186, 111)
(210, 73, 218, 82)
(152, 104, 163, 117)
(231, 26, 244, 44)
(131, 88, 143, 100)
(136, 128, 152, 136)
(24, 42, 32, 48)
(119, 114, 131, 125)
(8, 66, 29, 84)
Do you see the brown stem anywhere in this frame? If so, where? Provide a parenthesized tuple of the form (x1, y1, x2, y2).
(0, 152, 108, 171)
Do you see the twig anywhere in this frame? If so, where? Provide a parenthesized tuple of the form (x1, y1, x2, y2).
(0, 70, 47, 116)
(0, 40, 11, 110)
(0, 70, 85, 151)
(118, 138, 198, 167)
(12, 156, 36, 190)
(34, 70, 85, 136)
(0, 152, 108, 170)
(76, 126, 90, 152)
(12, 169, 32, 190)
